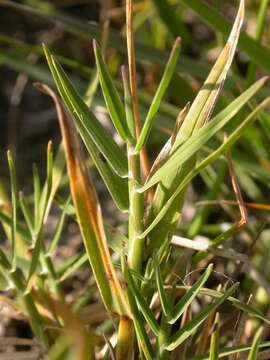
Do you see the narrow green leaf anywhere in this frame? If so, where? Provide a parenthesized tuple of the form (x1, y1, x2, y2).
(128, 268, 160, 336)
(247, 328, 262, 360)
(210, 313, 219, 360)
(135, 37, 181, 151)
(33, 164, 40, 231)
(45, 142, 53, 212)
(59, 253, 88, 282)
(48, 196, 71, 255)
(153, 251, 170, 317)
(122, 66, 136, 144)
(19, 192, 35, 236)
(166, 283, 238, 351)
(93, 39, 127, 141)
(42, 44, 128, 178)
(7, 151, 18, 269)
(55, 253, 82, 277)
(169, 263, 213, 324)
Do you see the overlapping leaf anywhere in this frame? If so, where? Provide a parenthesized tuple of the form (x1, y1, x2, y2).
(93, 39, 127, 141)
(139, 96, 270, 238)
(43, 44, 128, 178)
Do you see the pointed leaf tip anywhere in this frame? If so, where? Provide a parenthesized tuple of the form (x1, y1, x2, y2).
(174, 36, 181, 48)
(92, 38, 97, 54)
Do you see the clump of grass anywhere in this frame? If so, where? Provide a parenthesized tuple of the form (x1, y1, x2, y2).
(1, 0, 270, 359)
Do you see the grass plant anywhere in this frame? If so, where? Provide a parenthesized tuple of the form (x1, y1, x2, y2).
(0, 0, 270, 359)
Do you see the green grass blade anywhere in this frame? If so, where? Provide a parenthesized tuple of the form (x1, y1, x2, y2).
(55, 253, 83, 277)
(140, 76, 267, 193)
(166, 283, 238, 351)
(48, 196, 71, 255)
(19, 192, 35, 236)
(59, 253, 88, 282)
(7, 151, 18, 269)
(128, 268, 160, 336)
(40, 141, 66, 224)
(38, 139, 57, 225)
(93, 39, 127, 141)
(33, 164, 40, 231)
(135, 37, 181, 151)
(122, 66, 136, 144)
(169, 264, 213, 324)
(247, 328, 262, 360)
(42, 44, 128, 178)
(154, 251, 170, 317)
(210, 313, 219, 360)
